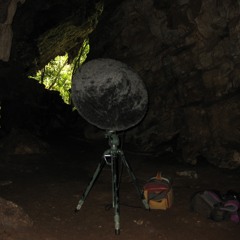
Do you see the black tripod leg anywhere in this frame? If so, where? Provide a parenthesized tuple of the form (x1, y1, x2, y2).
(112, 154, 120, 235)
(120, 151, 149, 210)
(75, 158, 106, 211)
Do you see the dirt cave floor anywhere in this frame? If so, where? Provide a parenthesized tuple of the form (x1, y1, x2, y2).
(0, 136, 240, 240)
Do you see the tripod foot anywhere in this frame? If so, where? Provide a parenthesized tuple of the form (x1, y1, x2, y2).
(114, 213, 120, 235)
(75, 199, 84, 211)
(142, 199, 150, 210)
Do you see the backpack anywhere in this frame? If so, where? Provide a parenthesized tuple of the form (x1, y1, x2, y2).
(191, 190, 239, 223)
(143, 172, 173, 210)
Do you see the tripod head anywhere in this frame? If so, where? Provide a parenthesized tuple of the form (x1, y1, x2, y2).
(105, 130, 119, 151)
(103, 131, 123, 165)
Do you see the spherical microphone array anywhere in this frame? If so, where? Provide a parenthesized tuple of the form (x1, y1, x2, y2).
(71, 58, 148, 131)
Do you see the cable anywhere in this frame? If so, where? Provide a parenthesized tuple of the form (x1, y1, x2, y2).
(104, 202, 145, 211)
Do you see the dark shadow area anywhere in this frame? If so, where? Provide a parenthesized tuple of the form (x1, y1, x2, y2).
(0, 132, 239, 240)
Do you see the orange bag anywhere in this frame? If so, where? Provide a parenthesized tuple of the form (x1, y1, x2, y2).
(143, 172, 173, 210)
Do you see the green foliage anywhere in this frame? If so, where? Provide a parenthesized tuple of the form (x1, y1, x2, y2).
(30, 39, 90, 104)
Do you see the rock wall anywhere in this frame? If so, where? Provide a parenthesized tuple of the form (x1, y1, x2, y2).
(0, 0, 25, 62)
(0, 0, 240, 169)
(88, 0, 240, 168)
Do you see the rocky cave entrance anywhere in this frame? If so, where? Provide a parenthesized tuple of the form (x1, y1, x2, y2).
(0, 0, 240, 239)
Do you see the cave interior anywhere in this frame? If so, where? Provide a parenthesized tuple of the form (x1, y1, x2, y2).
(0, 0, 240, 239)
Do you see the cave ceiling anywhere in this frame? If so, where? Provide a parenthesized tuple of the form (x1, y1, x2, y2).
(0, 0, 240, 169)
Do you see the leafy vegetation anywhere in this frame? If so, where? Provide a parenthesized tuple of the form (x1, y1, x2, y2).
(30, 39, 90, 104)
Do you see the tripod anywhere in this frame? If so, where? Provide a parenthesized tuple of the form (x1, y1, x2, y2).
(75, 130, 149, 234)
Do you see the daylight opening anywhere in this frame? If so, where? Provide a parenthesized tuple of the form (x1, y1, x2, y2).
(29, 39, 90, 104)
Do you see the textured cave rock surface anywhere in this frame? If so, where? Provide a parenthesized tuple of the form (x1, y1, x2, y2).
(0, 0, 240, 169)
(0, 196, 33, 230)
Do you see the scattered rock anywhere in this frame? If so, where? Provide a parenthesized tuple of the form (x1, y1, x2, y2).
(0, 128, 49, 156)
(0, 180, 12, 186)
(133, 219, 144, 225)
(176, 170, 198, 179)
(0, 197, 33, 229)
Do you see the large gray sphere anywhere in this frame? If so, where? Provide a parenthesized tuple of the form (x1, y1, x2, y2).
(71, 58, 148, 131)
